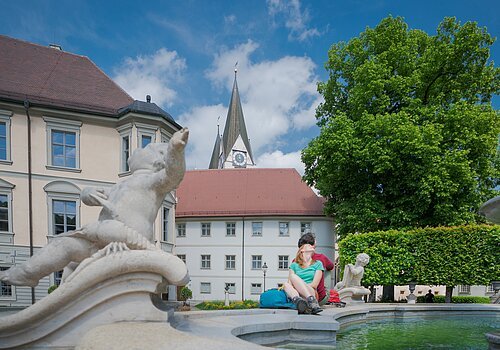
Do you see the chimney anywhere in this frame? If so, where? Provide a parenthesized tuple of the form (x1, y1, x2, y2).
(146, 95, 151, 103)
(49, 44, 62, 51)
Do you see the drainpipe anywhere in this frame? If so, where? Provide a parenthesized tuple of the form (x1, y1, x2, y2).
(241, 217, 245, 301)
(24, 99, 35, 305)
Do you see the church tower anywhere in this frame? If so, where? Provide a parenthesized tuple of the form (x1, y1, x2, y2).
(209, 68, 255, 169)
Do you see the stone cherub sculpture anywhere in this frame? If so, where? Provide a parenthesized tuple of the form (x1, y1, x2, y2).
(334, 253, 371, 303)
(0, 128, 189, 287)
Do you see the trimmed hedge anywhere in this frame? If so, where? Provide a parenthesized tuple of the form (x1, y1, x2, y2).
(416, 295, 490, 304)
(195, 300, 259, 310)
(339, 225, 499, 287)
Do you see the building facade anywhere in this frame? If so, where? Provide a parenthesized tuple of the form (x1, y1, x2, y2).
(175, 168, 335, 301)
(0, 35, 181, 306)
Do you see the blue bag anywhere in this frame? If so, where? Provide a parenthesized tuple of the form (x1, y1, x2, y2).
(259, 288, 296, 309)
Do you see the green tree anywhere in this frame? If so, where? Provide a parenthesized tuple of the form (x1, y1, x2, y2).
(303, 16, 500, 238)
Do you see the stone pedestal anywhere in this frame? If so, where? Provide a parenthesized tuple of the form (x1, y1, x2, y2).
(0, 250, 188, 349)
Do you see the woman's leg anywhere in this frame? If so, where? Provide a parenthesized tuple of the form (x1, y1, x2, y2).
(289, 274, 315, 298)
(283, 281, 308, 314)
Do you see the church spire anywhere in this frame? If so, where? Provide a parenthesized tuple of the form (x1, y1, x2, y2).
(208, 68, 255, 169)
(208, 119, 223, 169)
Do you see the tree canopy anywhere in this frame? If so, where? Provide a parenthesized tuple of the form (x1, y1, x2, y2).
(303, 16, 500, 237)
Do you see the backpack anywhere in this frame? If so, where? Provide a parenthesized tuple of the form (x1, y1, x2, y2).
(259, 288, 296, 309)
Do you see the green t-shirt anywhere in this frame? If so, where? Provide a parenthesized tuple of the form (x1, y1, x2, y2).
(290, 260, 324, 284)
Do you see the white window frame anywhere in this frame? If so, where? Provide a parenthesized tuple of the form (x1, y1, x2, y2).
(200, 282, 211, 294)
(136, 123, 157, 149)
(201, 223, 211, 237)
(251, 255, 262, 270)
(251, 283, 262, 295)
(225, 282, 236, 294)
(0, 181, 14, 235)
(201, 254, 211, 269)
(0, 110, 12, 164)
(279, 222, 289, 236)
(44, 181, 81, 238)
(161, 206, 170, 242)
(177, 223, 186, 237)
(117, 124, 133, 174)
(0, 265, 15, 300)
(278, 255, 289, 270)
(458, 285, 471, 294)
(44, 117, 82, 172)
(252, 222, 263, 236)
(226, 222, 236, 236)
(225, 255, 236, 270)
(300, 222, 312, 234)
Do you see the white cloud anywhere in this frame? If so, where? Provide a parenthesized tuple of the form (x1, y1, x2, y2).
(177, 104, 227, 169)
(267, 0, 320, 42)
(257, 150, 305, 175)
(113, 48, 186, 106)
(180, 40, 319, 172)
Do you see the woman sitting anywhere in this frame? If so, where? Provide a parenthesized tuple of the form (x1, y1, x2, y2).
(283, 244, 324, 314)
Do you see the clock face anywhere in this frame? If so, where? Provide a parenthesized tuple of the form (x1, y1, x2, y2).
(233, 151, 246, 167)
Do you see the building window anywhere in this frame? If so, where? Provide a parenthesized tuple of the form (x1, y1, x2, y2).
(121, 135, 130, 172)
(0, 110, 12, 163)
(251, 283, 262, 294)
(225, 255, 236, 270)
(301, 222, 312, 234)
(44, 117, 81, 171)
(278, 255, 289, 270)
(177, 223, 186, 237)
(279, 222, 289, 236)
(52, 199, 77, 235)
(458, 285, 471, 294)
(201, 223, 211, 237)
(177, 254, 186, 263)
(162, 207, 169, 241)
(0, 266, 12, 297)
(51, 130, 77, 168)
(136, 123, 157, 149)
(225, 283, 236, 294)
(252, 222, 263, 236)
(226, 222, 236, 236)
(0, 193, 11, 233)
(54, 270, 63, 286)
(200, 282, 211, 294)
(141, 135, 152, 148)
(201, 255, 211, 269)
(251, 255, 262, 270)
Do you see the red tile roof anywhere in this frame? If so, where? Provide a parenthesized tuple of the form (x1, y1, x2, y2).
(0, 35, 133, 115)
(176, 168, 326, 218)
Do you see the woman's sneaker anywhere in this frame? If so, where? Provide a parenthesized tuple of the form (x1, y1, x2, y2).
(292, 296, 309, 314)
(306, 296, 323, 315)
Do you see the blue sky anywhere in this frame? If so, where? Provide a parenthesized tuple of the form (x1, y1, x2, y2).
(1, 0, 498, 172)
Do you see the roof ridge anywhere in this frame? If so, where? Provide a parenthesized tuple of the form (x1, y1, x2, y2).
(0, 34, 90, 60)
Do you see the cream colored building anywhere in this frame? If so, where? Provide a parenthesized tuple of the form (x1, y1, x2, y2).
(0, 35, 181, 307)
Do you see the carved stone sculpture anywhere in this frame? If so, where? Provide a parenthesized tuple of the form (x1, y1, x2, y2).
(479, 195, 500, 224)
(0, 128, 189, 287)
(0, 128, 191, 349)
(334, 253, 371, 303)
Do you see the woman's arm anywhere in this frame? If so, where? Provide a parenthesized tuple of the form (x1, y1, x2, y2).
(309, 270, 323, 290)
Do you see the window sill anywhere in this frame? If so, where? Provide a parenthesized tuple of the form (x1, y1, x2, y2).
(279, 234, 290, 237)
(118, 170, 131, 178)
(46, 165, 82, 173)
(0, 160, 13, 165)
(225, 268, 236, 270)
(176, 235, 186, 238)
(226, 235, 236, 237)
(252, 234, 262, 237)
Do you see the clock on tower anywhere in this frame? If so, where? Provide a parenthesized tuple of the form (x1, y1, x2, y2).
(232, 151, 247, 167)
